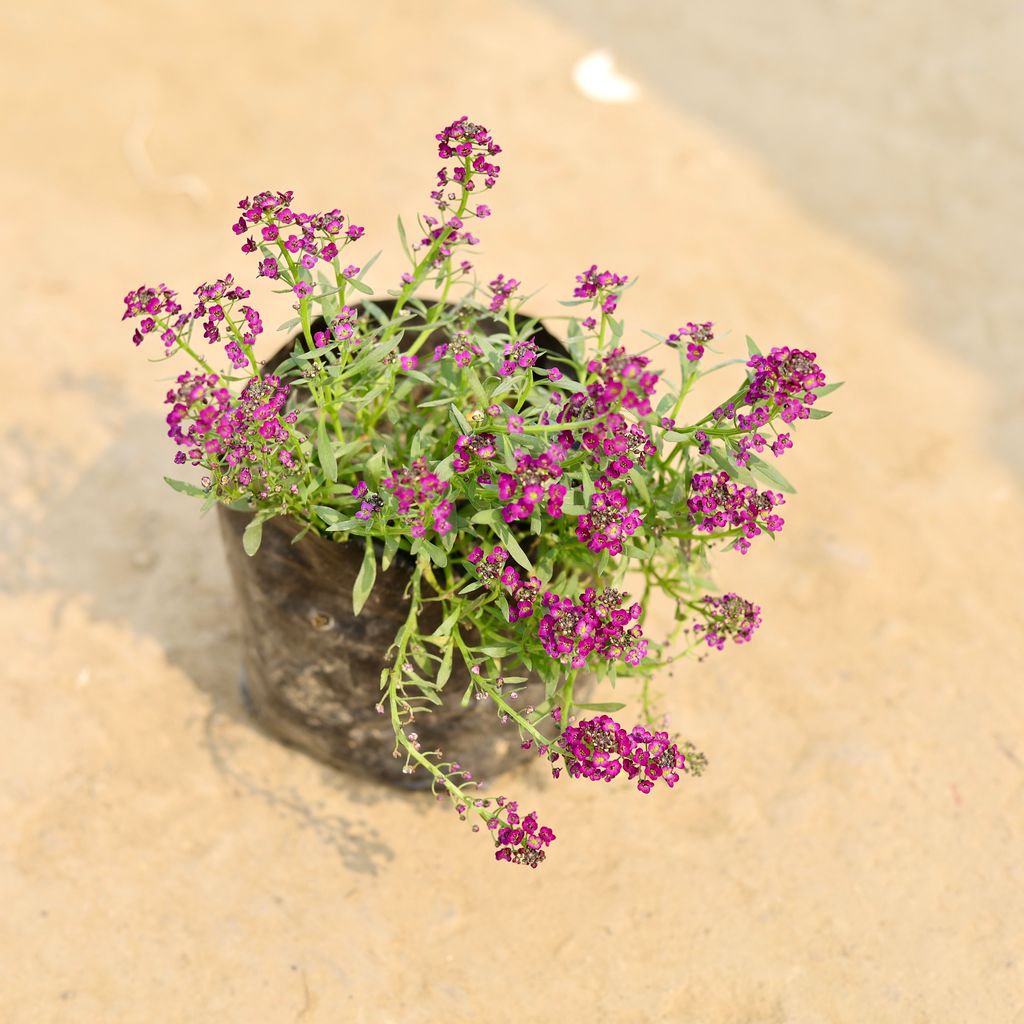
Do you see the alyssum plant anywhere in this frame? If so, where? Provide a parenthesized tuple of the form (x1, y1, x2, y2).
(123, 116, 836, 868)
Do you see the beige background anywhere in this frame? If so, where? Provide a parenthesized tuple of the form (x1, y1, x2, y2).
(2, 2, 1022, 1021)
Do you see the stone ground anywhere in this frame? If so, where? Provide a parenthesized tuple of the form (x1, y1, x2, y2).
(2, 2, 1022, 1021)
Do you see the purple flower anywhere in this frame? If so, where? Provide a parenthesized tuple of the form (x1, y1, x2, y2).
(559, 717, 700, 794)
(452, 431, 498, 473)
(488, 273, 520, 313)
(431, 117, 502, 230)
(666, 321, 714, 362)
(497, 334, 539, 377)
(381, 458, 451, 539)
(692, 593, 762, 650)
(573, 265, 629, 316)
(686, 470, 785, 553)
(537, 587, 647, 669)
(121, 282, 182, 333)
(575, 477, 643, 556)
(492, 801, 554, 868)
(489, 444, 567, 523)
(162, 371, 302, 495)
(710, 347, 827, 468)
(745, 346, 826, 422)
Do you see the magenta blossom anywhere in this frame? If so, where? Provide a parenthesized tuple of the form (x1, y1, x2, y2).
(490, 800, 555, 868)
(538, 586, 647, 669)
(559, 716, 695, 794)
(692, 593, 762, 649)
(686, 470, 785, 554)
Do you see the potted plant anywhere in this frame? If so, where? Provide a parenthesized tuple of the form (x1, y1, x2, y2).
(122, 116, 836, 868)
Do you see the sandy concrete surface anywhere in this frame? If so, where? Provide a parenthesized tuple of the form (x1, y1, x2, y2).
(2, 2, 1022, 1021)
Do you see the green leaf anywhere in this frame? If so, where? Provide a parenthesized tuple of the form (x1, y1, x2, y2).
(352, 536, 377, 615)
(316, 418, 338, 483)
(478, 644, 518, 657)
(808, 408, 832, 419)
(325, 518, 363, 532)
(708, 447, 755, 486)
(568, 332, 586, 364)
(418, 539, 448, 567)
(580, 464, 595, 501)
(242, 516, 265, 557)
(746, 454, 796, 493)
(346, 276, 374, 294)
(396, 215, 413, 263)
(433, 452, 456, 482)
(436, 635, 456, 687)
(449, 405, 472, 433)
(382, 533, 400, 570)
(428, 606, 462, 639)
(493, 522, 533, 572)
(312, 504, 342, 525)
(745, 335, 761, 357)
(573, 701, 627, 712)
(365, 448, 387, 483)
(628, 467, 651, 504)
(663, 431, 691, 443)
(164, 476, 207, 498)
(814, 380, 844, 398)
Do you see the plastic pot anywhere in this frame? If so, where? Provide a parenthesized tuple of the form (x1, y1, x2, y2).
(218, 301, 575, 787)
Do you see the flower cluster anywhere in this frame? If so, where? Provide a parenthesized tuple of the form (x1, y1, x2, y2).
(418, 117, 503, 268)
(709, 346, 827, 468)
(433, 327, 483, 368)
(576, 477, 643, 555)
(555, 347, 658, 477)
(452, 431, 498, 473)
(573, 265, 629, 315)
(122, 283, 184, 346)
(538, 587, 647, 668)
(559, 716, 692, 793)
(489, 800, 555, 868)
(381, 459, 453, 538)
(687, 470, 785, 554)
(692, 593, 762, 649)
(496, 446, 568, 523)
(590, 346, 659, 413)
(192, 276, 263, 368)
(314, 305, 359, 349)
(434, 116, 502, 201)
(667, 321, 714, 362)
(498, 333, 539, 377)
(165, 371, 302, 495)
(488, 273, 520, 313)
(746, 347, 826, 422)
(232, 189, 363, 287)
(467, 546, 541, 622)
(352, 481, 384, 521)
